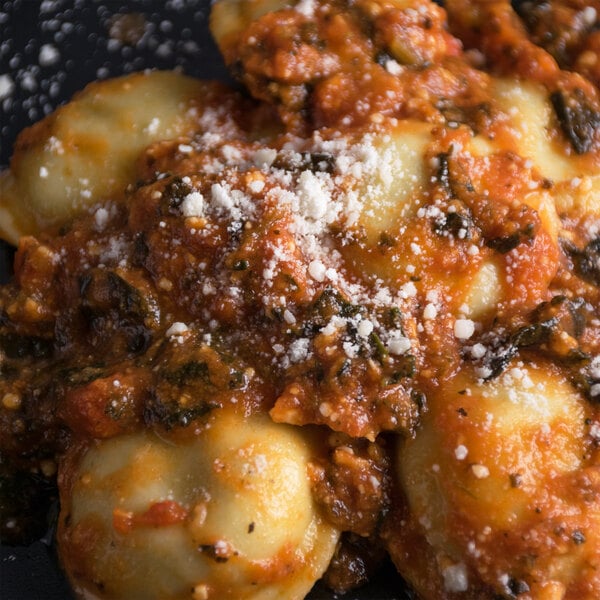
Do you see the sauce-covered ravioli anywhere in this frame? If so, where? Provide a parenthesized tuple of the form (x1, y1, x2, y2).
(340, 121, 560, 321)
(57, 412, 340, 600)
(0, 71, 243, 244)
(395, 362, 600, 598)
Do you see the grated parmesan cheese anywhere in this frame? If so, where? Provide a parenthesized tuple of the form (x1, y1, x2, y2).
(166, 322, 189, 338)
(442, 563, 469, 593)
(454, 445, 468, 460)
(454, 319, 475, 339)
(181, 191, 205, 217)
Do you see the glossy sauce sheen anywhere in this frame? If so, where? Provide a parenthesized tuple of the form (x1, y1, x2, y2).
(2, 0, 600, 599)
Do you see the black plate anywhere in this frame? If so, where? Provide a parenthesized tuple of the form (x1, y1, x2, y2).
(0, 1, 411, 598)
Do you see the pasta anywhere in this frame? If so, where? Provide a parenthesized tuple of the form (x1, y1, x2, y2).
(58, 411, 340, 600)
(0, 71, 251, 245)
(2, 0, 600, 598)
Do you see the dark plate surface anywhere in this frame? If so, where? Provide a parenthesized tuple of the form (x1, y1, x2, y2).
(0, 1, 411, 598)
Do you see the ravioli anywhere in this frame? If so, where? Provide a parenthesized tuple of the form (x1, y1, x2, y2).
(0, 71, 249, 244)
(58, 412, 339, 600)
(396, 361, 599, 598)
